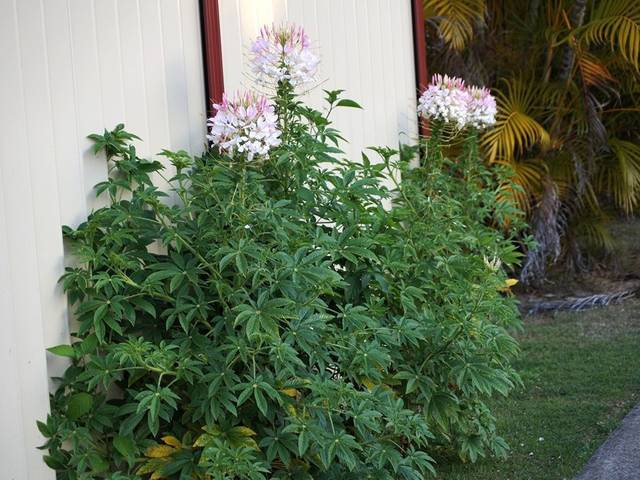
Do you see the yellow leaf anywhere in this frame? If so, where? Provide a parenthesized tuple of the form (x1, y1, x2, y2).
(136, 463, 156, 475)
(245, 438, 260, 451)
(232, 426, 257, 437)
(193, 433, 214, 448)
(361, 378, 376, 390)
(145, 445, 175, 458)
(286, 404, 298, 417)
(280, 388, 299, 398)
(150, 471, 166, 480)
(161, 435, 182, 448)
(136, 459, 168, 475)
(498, 278, 519, 292)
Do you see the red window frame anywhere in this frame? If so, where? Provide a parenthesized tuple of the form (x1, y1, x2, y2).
(201, 0, 225, 113)
(411, 0, 429, 135)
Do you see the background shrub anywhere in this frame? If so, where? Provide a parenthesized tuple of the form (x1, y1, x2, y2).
(40, 87, 524, 478)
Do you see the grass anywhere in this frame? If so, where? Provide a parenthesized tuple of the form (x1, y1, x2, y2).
(437, 299, 640, 479)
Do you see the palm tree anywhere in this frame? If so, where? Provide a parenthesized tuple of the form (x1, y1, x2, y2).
(423, 0, 640, 281)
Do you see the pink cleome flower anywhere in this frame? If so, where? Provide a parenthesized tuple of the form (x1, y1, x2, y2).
(249, 24, 319, 88)
(207, 92, 281, 161)
(467, 85, 497, 129)
(418, 74, 496, 130)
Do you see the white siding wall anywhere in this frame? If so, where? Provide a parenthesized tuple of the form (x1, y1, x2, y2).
(218, 0, 419, 163)
(0, 1, 206, 478)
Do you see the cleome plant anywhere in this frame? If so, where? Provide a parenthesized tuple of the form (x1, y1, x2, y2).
(39, 24, 525, 479)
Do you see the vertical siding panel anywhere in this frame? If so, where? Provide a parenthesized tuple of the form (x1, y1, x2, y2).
(0, 0, 54, 476)
(0, 1, 206, 475)
(236, 0, 272, 91)
(180, 0, 207, 152)
(326, 0, 357, 156)
(159, 0, 191, 151)
(68, 0, 109, 211)
(344, 0, 366, 160)
(284, 0, 304, 25)
(138, 0, 171, 153)
(19, 0, 71, 385)
(94, 0, 126, 128)
(363, 1, 382, 148)
(40, 0, 75, 390)
(299, 1, 319, 51)
(0, 177, 29, 479)
(43, 0, 85, 227)
(0, 4, 32, 476)
(271, 0, 288, 21)
(388, 0, 403, 140)
(117, 0, 152, 157)
(236, 0, 257, 87)
(376, 0, 395, 147)
(218, 0, 245, 93)
(397, 0, 419, 144)
(17, 0, 69, 415)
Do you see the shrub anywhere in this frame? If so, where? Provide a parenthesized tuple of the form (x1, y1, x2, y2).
(40, 26, 524, 480)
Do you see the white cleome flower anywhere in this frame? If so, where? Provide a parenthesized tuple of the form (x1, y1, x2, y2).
(418, 74, 497, 130)
(249, 24, 319, 88)
(207, 92, 281, 161)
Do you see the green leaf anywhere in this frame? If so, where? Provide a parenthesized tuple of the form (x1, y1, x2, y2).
(46, 344, 76, 359)
(113, 435, 136, 458)
(131, 297, 157, 318)
(336, 99, 362, 109)
(80, 334, 99, 354)
(88, 452, 109, 472)
(298, 430, 309, 456)
(254, 388, 268, 416)
(43, 455, 65, 470)
(36, 420, 50, 437)
(67, 392, 93, 421)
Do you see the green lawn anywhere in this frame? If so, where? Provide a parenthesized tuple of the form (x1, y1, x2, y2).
(437, 299, 640, 479)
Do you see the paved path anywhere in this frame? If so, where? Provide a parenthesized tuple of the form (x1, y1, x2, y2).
(576, 403, 640, 479)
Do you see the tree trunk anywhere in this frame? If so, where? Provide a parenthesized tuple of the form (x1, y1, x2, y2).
(558, 0, 588, 80)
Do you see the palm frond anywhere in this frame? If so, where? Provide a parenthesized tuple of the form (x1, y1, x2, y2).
(496, 159, 546, 212)
(546, 150, 580, 197)
(573, 212, 616, 253)
(596, 137, 640, 213)
(581, 0, 640, 69)
(424, 0, 486, 51)
(575, 50, 616, 88)
(481, 80, 550, 163)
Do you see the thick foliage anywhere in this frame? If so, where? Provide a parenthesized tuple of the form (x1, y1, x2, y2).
(40, 90, 522, 479)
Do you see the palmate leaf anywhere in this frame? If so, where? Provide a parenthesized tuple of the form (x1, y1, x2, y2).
(481, 80, 550, 164)
(423, 0, 486, 50)
(572, 210, 616, 253)
(496, 159, 546, 212)
(596, 137, 640, 213)
(575, 50, 616, 88)
(581, 0, 640, 69)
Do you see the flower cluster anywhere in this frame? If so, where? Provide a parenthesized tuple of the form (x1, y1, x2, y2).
(249, 24, 319, 88)
(467, 85, 497, 128)
(418, 74, 497, 130)
(207, 92, 281, 160)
